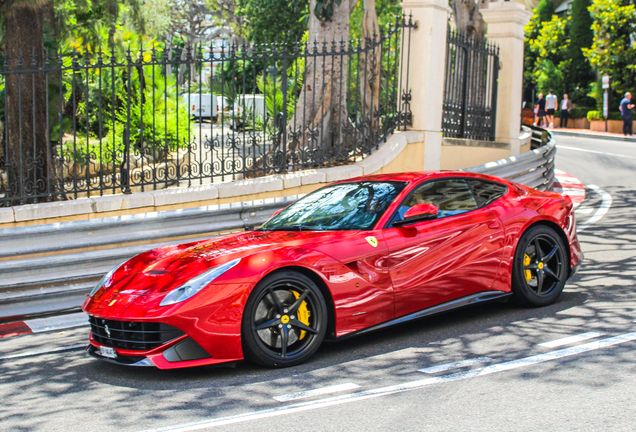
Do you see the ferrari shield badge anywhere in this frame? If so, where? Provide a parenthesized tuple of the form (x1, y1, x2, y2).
(365, 236, 378, 248)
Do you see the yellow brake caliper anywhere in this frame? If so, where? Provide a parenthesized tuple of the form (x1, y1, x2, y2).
(291, 290, 311, 340)
(524, 254, 532, 282)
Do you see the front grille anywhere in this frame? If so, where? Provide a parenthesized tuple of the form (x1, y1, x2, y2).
(89, 316, 185, 351)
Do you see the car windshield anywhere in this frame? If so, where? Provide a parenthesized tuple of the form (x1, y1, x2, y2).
(259, 181, 407, 231)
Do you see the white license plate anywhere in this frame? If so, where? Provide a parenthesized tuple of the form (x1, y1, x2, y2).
(98, 346, 117, 359)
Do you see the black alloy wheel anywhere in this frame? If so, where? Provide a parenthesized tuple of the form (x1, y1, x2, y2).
(241, 270, 327, 367)
(511, 225, 568, 307)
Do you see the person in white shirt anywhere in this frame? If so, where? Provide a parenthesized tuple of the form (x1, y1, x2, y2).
(560, 94, 572, 128)
(545, 90, 558, 128)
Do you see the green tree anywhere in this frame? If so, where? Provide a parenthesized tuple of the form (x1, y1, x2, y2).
(584, 0, 636, 99)
(537, 0, 555, 22)
(525, 10, 570, 98)
(236, 0, 309, 45)
(530, 14, 570, 96)
(0, 0, 146, 203)
(523, 0, 556, 100)
(569, 0, 594, 98)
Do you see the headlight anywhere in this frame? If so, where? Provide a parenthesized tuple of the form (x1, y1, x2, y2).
(90, 261, 128, 297)
(160, 258, 241, 306)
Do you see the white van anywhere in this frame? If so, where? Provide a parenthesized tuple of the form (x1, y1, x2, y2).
(182, 94, 218, 121)
(234, 94, 267, 119)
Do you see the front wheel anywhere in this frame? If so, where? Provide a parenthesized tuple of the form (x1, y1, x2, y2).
(241, 271, 327, 367)
(511, 225, 568, 307)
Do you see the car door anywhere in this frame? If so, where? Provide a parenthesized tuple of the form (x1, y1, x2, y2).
(383, 178, 505, 318)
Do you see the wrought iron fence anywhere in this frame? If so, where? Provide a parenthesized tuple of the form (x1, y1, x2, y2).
(442, 30, 499, 141)
(0, 15, 416, 207)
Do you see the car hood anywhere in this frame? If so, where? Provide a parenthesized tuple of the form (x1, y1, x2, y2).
(85, 229, 370, 312)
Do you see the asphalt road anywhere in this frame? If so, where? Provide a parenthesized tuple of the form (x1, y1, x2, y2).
(2, 134, 636, 432)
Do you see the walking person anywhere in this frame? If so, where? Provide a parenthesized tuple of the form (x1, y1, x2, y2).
(545, 90, 558, 128)
(560, 93, 572, 128)
(620, 92, 635, 136)
(535, 93, 546, 127)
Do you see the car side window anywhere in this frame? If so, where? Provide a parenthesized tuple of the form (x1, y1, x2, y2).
(466, 180, 507, 208)
(392, 179, 479, 222)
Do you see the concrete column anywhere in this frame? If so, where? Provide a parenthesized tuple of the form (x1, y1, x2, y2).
(401, 0, 450, 170)
(481, 2, 532, 156)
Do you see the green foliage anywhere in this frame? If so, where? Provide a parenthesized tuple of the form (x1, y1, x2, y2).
(584, 0, 636, 99)
(534, 59, 569, 97)
(525, 14, 571, 96)
(537, 0, 556, 22)
(236, 0, 309, 45)
(215, 53, 264, 95)
(523, 1, 558, 99)
(62, 64, 190, 164)
(587, 79, 604, 112)
(587, 110, 623, 121)
(569, 0, 594, 91)
(349, 0, 402, 40)
(529, 15, 570, 60)
(211, 78, 237, 107)
(569, 106, 595, 119)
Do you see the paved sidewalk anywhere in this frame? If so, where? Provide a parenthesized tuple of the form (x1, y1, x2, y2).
(550, 127, 636, 143)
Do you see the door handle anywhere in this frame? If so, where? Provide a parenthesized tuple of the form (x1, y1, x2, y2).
(488, 221, 500, 229)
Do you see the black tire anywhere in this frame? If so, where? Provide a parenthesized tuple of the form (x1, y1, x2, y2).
(241, 270, 327, 367)
(511, 225, 568, 307)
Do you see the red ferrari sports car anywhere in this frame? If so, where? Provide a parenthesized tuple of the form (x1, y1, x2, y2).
(83, 171, 582, 369)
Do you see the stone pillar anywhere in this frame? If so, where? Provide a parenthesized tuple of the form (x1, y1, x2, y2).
(401, 0, 450, 170)
(481, 2, 532, 156)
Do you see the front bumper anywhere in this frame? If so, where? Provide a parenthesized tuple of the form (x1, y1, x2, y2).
(83, 282, 252, 368)
(86, 320, 242, 369)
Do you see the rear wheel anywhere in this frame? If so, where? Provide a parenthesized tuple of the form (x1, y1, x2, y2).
(241, 271, 327, 367)
(511, 225, 568, 307)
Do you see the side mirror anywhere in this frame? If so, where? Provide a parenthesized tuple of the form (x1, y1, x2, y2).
(393, 203, 438, 227)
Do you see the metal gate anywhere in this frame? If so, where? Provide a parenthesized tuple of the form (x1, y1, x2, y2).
(442, 30, 499, 141)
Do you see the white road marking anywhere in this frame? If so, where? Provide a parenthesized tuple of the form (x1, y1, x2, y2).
(418, 357, 492, 374)
(0, 344, 86, 361)
(25, 312, 88, 333)
(557, 145, 636, 159)
(538, 332, 604, 348)
(578, 184, 612, 232)
(273, 383, 361, 402)
(140, 332, 636, 432)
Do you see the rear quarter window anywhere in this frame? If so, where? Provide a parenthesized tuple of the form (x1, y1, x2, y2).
(467, 179, 508, 208)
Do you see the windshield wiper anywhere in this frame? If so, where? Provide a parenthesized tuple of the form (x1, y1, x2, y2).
(262, 224, 304, 231)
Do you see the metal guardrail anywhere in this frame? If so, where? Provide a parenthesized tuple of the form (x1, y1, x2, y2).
(464, 125, 555, 191)
(0, 127, 557, 319)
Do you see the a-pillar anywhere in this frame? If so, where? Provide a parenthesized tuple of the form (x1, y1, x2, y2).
(481, 2, 532, 156)
(401, 0, 450, 170)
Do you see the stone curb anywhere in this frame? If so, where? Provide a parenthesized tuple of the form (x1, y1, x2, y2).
(551, 130, 636, 143)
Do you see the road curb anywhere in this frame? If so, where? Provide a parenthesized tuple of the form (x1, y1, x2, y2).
(0, 312, 87, 338)
(554, 170, 585, 208)
(551, 130, 636, 143)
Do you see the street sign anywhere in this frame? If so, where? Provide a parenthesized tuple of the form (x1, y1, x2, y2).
(603, 90, 609, 118)
(602, 75, 610, 89)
